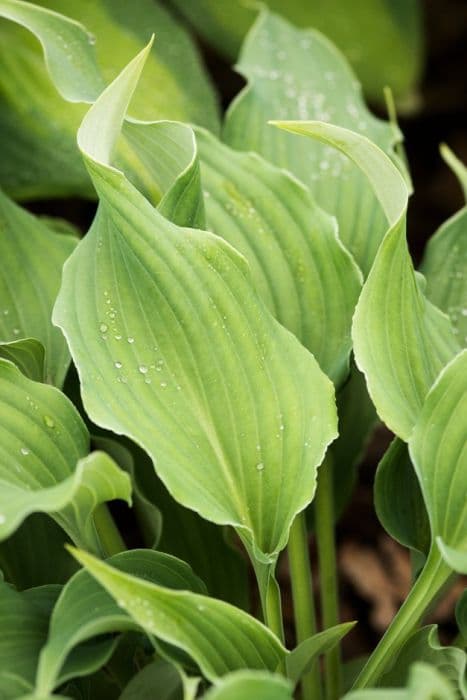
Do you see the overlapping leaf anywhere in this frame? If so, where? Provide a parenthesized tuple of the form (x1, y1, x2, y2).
(274, 120, 459, 439)
(379, 625, 467, 697)
(345, 663, 457, 700)
(0, 582, 60, 699)
(375, 438, 430, 558)
(0, 359, 131, 551)
(69, 548, 286, 680)
(168, 0, 423, 105)
(408, 350, 467, 569)
(201, 670, 293, 700)
(53, 44, 337, 566)
(0, 0, 219, 199)
(196, 126, 361, 385)
(223, 11, 402, 276)
(422, 148, 467, 348)
(35, 549, 206, 696)
(0, 339, 45, 382)
(119, 659, 183, 700)
(0, 189, 77, 386)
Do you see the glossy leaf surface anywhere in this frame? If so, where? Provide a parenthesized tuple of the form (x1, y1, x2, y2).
(224, 11, 401, 276)
(0, 359, 131, 551)
(202, 671, 293, 700)
(54, 43, 338, 564)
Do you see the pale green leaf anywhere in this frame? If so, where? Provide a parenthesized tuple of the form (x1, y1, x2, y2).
(379, 626, 467, 698)
(53, 44, 337, 565)
(69, 547, 286, 680)
(168, 0, 423, 105)
(285, 623, 356, 683)
(421, 148, 467, 347)
(0, 0, 219, 199)
(119, 659, 182, 700)
(375, 438, 430, 557)
(35, 549, 205, 696)
(274, 120, 459, 439)
(117, 438, 249, 610)
(0, 582, 60, 699)
(0, 338, 45, 382)
(0, 359, 131, 551)
(223, 10, 402, 275)
(408, 350, 467, 562)
(440, 144, 467, 201)
(0, 189, 77, 386)
(196, 126, 362, 384)
(202, 670, 293, 700)
(344, 662, 457, 700)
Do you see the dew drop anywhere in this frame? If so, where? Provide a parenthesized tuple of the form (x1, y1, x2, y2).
(43, 415, 55, 429)
(114, 361, 122, 369)
(99, 323, 108, 333)
(139, 365, 148, 374)
(13, 328, 20, 336)
(127, 337, 135, 344)
(20, 447, 30, 456)
(160, 381, 167, 388)
(256, 462, 265, 472)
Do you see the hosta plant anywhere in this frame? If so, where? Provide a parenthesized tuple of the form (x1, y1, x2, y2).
(0, 2, 465, 700)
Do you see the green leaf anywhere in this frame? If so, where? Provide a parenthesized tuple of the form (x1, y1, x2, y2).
(0, 359, 131, 551)
(274, 119, 459, 439)
(53, 43, 337, 565)
(0, 581, 60, 699)
(0, 189, 77, 386)
(0, 514, 77, 589)
(285, 623, 356, 684)
(344, 662, 457, 700)
(119, 659, 182, 700)
(375, 438, 430, 558)
(196, 126, 362, 385)
(69, 547, 286, 680)
(0, 0, 219, 199)
(223, 10, 402, 276)
(168, 0, 423, 105)
(0, 338, 45, 382)
(118, 438, 250, 610)
(408, 350, 467, 564)
(201, 671, 293, 700)
(379, 626, 467, 698)
(35, 549, 205, 696)
(421, 149, 467, 348)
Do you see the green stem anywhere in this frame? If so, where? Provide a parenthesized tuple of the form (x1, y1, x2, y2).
(264, 573, 285, 645)
(315, 453, 341, 700)
(288, 512, 322, 700)
(93, 504, 126, 556)
(353, 547, 452, 689)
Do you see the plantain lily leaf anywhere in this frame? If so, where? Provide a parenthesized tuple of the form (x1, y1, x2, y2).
(286, 622, 356, 684)
(344, 662, 457, 700)
(35, 549, 205, 696)
(0, 359, 131, 551)
(408, 350, 467, 568)
(223, 10, 402, 276)
(0, 189, 77, 386)
(118, 438, 250, 610)
(69, 547, 286, 680)
(274, 120, 460, 439)
(119, 659, 182, 700)
(421, 148, 467, 348)
(196, 126, 361, 385)
(0, 0, 219, 199)
(0, 338, 45, 382)
(53, 44, 337, 569)
(379, 626, 467, 698)
(201, 670, 293, 699)
(375, 438, 430, 558)
(0, 514, 77, 589)
(169, 0, 423, 106)
(0, 581, 60, 699)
